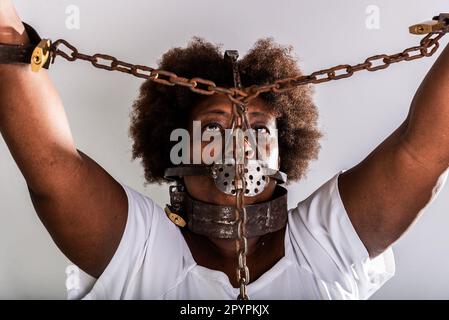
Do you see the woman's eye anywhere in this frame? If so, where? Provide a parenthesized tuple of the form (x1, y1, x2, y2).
(203, 123, 222, 132)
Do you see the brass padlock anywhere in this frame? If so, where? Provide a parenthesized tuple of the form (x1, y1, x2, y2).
(31, 39, 52, 72)
(409, 13, 449, 35)
(409, 20, 446, 35)
(164, 206, 186, 228)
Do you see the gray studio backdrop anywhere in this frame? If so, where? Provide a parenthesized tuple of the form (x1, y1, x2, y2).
(1, 0, 448, 299)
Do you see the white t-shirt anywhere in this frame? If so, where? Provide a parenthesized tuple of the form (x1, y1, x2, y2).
(66, 170, 399, 300)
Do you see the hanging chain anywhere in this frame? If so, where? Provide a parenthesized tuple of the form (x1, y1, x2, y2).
(225, 50, 250, 300)
(48, 17, 449, 105)
(233, 108, 250, 300)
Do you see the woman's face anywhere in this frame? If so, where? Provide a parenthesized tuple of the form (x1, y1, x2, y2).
(183, 94, 279, 206)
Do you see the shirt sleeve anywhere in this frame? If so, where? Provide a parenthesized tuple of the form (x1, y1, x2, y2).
(66, 183, 186, 300)
(288, 170, 396, 299)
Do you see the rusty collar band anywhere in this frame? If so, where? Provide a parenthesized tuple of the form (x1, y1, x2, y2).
(170, 185, 288, 239)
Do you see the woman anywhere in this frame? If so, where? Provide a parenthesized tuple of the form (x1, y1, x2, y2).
(1, 0, 448, 299)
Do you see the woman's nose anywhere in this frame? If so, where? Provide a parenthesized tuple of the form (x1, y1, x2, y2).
(244, 138, 255, 159)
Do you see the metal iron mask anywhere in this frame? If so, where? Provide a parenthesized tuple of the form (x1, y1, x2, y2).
(165, 133, 287, 198)
(209, 121, 286, 197)
(165, 75, 287, 197)
(164, 50, 288, 239)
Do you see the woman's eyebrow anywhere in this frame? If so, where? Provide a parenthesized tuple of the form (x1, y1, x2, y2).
(195, 107, 272, 120)
(250, 111, 270, 118)
(195, 108, 230, 117)
(194, 111, 229, 122)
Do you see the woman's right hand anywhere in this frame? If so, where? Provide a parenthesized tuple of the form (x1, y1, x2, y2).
(0, 0, 28, 44)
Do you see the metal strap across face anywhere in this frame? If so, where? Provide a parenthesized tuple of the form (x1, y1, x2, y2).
(164, 163, 287, 197)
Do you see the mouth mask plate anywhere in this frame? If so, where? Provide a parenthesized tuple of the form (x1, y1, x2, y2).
(211, 160, 269, 197)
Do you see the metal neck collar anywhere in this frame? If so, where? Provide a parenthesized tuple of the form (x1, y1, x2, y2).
(165, 184, 288, 239)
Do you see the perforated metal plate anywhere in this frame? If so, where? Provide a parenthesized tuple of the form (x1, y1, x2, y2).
(212, 160, 269, 197)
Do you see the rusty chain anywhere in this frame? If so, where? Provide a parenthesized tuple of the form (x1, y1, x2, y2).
(50, 28, 448, 105)
(225, 50, 250, 300)
(251, 31, 446, 98)
(234, 119, 250, 300)
(50, 39, 248, 98)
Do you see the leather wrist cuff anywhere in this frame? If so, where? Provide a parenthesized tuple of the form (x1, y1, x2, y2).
(0, 22, 51, 69)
